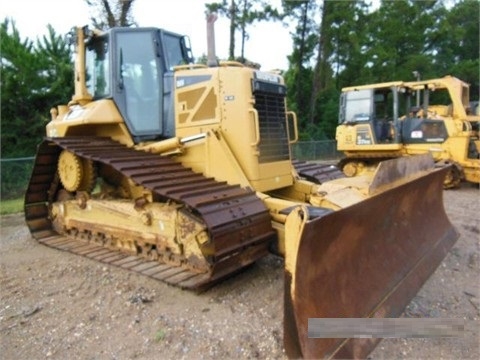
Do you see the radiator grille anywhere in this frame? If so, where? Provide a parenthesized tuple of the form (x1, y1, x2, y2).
(253, 90, 290, 163)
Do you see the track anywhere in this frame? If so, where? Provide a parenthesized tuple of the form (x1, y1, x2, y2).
(24, 137, 276, 291)
(292, 159, 344, 183)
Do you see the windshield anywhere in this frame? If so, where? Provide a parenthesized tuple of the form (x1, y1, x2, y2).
(341, 89, 372, 123)
(163, 33, 188, 70)
(86, 35, 110, 98)
(116, 31, 162, 134)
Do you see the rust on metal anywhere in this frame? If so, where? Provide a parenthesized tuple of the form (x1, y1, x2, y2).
(24, 137, 276, 291)
(368, 154, 435, 194)
(284, 165, 458, 359)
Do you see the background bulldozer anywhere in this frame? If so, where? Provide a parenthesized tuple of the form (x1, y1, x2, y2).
(24, 22, 458, 359)
(336, 76, 480, 188)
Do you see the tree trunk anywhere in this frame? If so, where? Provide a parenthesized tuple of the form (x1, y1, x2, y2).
(240, 0, 247, 61)
(229, 0, 236, 60)
(295, 1, 309, 113)
(309, 0, 330, 125)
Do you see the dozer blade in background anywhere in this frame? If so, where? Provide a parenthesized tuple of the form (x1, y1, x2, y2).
(284, 163, 458, 359)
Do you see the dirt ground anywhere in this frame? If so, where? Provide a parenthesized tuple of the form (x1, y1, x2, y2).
(1, 183, 479, 360)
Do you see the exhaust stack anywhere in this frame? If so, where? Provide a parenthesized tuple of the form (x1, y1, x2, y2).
(206, 12, 218, 67)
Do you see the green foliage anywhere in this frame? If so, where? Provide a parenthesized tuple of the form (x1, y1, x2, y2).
(1, 19, 73, 157)
(0, 158, 33, 200)
(1, 0, 477, 151)
(434, 0, 480, 99)
(361, 0, 442, 81)
(282, 0, 317, 130)
(283, 0, 480, 139)
(1, 19, 43, 157)
(314, 87, 341, 139)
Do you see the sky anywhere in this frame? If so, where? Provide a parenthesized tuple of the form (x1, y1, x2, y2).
(0, 0, 293, 71)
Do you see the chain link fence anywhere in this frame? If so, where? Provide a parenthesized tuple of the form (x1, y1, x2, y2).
(0, 141, 341, 201)
(1, 157, 35, 201)
(291, 140, 342, 161)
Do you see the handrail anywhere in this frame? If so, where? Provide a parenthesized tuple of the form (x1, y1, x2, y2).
(287, 111, 299, 144)
(249, 108, 260, 146)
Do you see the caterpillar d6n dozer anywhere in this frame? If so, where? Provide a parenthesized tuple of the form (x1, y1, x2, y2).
(25, 22, 458, 359)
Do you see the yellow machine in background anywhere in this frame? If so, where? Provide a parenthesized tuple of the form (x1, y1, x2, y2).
(25, 24, 458, 359)
(336, 76, 480, 188)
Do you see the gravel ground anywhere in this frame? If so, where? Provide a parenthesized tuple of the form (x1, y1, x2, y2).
(0, 183, 479, 359)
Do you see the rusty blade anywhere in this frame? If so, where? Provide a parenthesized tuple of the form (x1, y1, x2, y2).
(284, 165, 458, 359)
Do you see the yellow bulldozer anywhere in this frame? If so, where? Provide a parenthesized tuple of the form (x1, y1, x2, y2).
(336, 75, 480, 188)
(24, 22, 458, 359)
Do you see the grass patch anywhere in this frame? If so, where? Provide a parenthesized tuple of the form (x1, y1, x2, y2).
(154, 329, 166, 342)
(0, 198, 24, 215)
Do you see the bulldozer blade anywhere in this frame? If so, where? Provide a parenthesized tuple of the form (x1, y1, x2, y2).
(284, 165, 458, 359)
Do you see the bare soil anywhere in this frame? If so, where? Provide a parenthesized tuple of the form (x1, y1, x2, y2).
(1, 184, 479, 360)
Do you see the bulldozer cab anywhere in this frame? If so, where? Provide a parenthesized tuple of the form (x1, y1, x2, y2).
(338, 83, 409, 146)
(337, 81, 459, 148)
(336, 75, 479, 186)
(82, 27, 193, 142)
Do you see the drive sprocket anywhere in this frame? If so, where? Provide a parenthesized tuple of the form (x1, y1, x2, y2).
(58, 150, 96, 192)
